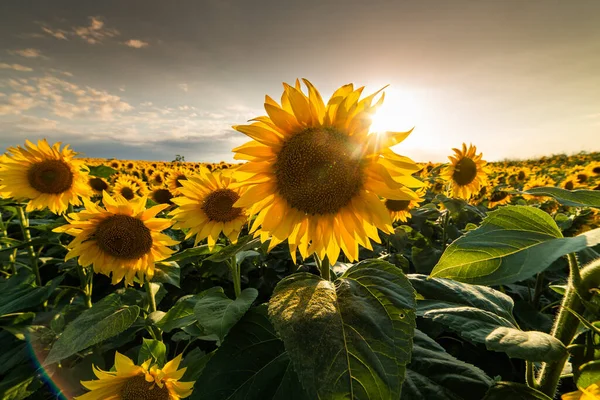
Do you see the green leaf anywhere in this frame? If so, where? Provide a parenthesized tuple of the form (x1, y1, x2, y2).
(155, 295, 200, 332)
(0, 273, 63, 316)
(268, 259, 416, 400)
(164, 244, 220, 262)
(521, 186, 600, 208)
(87, 164, 117, 178)
(138, 338, 167, 366)
(0, 364, 40, 400)
(576, 360, 600, 390)
(180, 348, 213, 382)
(193, 305, 308, 400)
(484, 327, 567, 362)
(152, 262, 180, 288)
(431, 206, 600, 285)
(193, 287, 258, 344)
(402, 329, 492, 400)
(482, 382, 553, 400)
(45, 294, 140, 364)
(206, 235, 261, 262)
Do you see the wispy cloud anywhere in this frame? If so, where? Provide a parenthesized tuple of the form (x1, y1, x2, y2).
(123, 39, 149, 49)
(0, 93, 38, 115)
(11, 48, 44, 58)
(41, 26, 68, 40)
(40, 16, 120, 45)
(178, 83, 189, 92)
(0, 63, 33, 72)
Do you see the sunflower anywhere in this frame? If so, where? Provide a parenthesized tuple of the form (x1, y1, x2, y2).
(166, 167, 189, 196)
(54, 192, 178, 286)
(112, 176, 141, 201)
(561, 380, 600, 400)
(522, 175, 556, 201)
(0, 139, 90, 214)
(88, 177, 110, 196)
(149, 171, 166, 187)
(488, 189, 511, 208)
(384, 188, 425, 223)
(151, 187, 174, 205)
(231, 79, 422, 265)
(441, 143, 487, 200)
(75, 352, 194, 400)
(170, 169, 247, 250)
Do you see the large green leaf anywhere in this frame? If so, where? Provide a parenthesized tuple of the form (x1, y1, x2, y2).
(482, 382, 553, 399)
(402, 329, 492, 400)
(206, 235, 261, 262)
(521, 187, 600, 208)
(193, 287, 258, 344)
(431, 206, 600, 285)
(409, 274, 518, 344)
(155, 295, 200, 332)
(87, 164, 117, 178)
(45, 294, 140, 364)
(0, 272, 62, 316)
(484, 327, 567, 362)
(193, 305, 308, 400)
(138, 338, 167, 366)
(268, 259, 416, 400)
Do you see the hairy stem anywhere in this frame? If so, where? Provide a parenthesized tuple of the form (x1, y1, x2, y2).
(16, 206, 41, 286)
(230, 255, 241, 298)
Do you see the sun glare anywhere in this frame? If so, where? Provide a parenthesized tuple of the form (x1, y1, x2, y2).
(369, 87, 421, 135)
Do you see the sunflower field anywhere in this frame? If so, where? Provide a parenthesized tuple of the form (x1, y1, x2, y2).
(1, 80, 600, 400)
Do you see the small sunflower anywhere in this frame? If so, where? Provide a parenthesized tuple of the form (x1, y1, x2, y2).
(441, 143, 487, 200)
(151, 187, 174, 205)
(149, 171, 166, 187)
(112, 176, 141, 201)
(384, 188, 425, 223)
(75, 352, 194, 400)
(54, 192, 178, 286)
(522, 175, 556, 201)
(488, 189, 511, 208)
(88, 177, 110, 196)
(170, 169, 247, 250)
(166, 167, 189, 196)
(232, 79, 422, 264)
(0, 139, 90, 214)
(561, 380, 600, 400)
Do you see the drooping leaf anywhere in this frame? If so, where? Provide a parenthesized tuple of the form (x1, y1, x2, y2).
(431, 206, 600, 285)
(138, 338, 167, 366)
(193, 305, 308, 400)
(484, 327, 567, 362)
(164, 244, 221, 262)
(193, 287, 258, 344)
(402, 329, 492, 400)
(87, 164, 118, 178)
(576, 360, 600, 390)
(521, 187, 600, 208)
(482, 381, 553, 400)
(45, 294, 140, 364)
(152, 262, 181, 288)
(268, 259, 416, 400)
(155, 295, 200, 332)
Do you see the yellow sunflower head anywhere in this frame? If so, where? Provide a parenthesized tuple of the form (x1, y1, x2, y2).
(112, 176, 142, 201)
(166, 167, 189, 196)
(488, 189, 512, 208)
(75, 352, 194, 400)
(441, 143, 487, 200)
(149, 171, 166, 187)
(170, 168, 247, 250)
(561, 379, 600, 400)
(384, 188, 426, 223)
(54, 192, 178, 286)
(231, 79, 423, 264)
(88, 177, 110, 196)
(0, 139, 90, 214)
(151, 187, 175, 205)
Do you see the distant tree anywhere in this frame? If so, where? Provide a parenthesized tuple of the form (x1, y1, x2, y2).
(173, 154, 186, 163)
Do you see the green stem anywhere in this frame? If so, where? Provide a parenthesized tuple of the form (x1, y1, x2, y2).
(532, 272, 545, 308)
(16, 206, 41, 286)
(316, 255, 331, 281)
(441, 210, 450, 251)
(536, 255, 600, 396)
(75, 264, 93, 308)
(230, 255, 241, 298)
(526, 361, 536, 389)
(144, 280, 162, 340)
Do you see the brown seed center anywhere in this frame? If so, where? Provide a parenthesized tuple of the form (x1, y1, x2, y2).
(120, 187, 135, 200)
(274, 127, 364, 215)
(152, 189, 173, 204)
(89, 178, 108, 192)
(385, 199, 411, 212)
(121, 375, 170, 400)
(202, 189, 242, 222)
(490, 191, 508, 202)
(452, 157, 478, 186)
(174, 174, 187, 188)
(95, 214, 153, 259)
(27, 159, 74, 194)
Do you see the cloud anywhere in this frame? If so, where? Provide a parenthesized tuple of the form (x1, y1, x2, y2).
(0, 63, 33, 72)
(12, 48, 43, 58)
(123, 39, 149, 49)
(41, 16, 119, 44)
(178, 83, 189, 92)
(0, 93, 38, 115)
(41, 26, 68, 40)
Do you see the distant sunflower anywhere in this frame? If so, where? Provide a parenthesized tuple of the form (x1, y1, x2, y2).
(232, 79, 422, 264)
(167, 168, 189, 196)
(0, 139, 90, 214)
(88, 177, 110, 196)
(170, 169, 247, 250)
(75, 352, 194, 400)
(54, 192, 177, 286)
(151, 187, 174, 205)
(112, 177, 141, 201)
(488, 190, 511, 208)
(384, 188, 425, 223)
(149, 171, 166, 187)
(441, 143, 487, 200)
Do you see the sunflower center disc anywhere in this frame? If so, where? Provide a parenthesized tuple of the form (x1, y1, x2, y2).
(452, 157, 478, 186)
(174, 174, 187, 188)
(152, 189, 173, 204)
(95, 214, 153, 259)
(27, 159, 74, 194)
(121, 375, 170, 400)
(120, 187, 135, 200)
(89, 178, 108, 192)
(274, 127, 364, 215)
(202, 189, 242, 222)
(490, 191, 508, 202)
(385, 199, 411, 212)
(593, 167, 600, 175)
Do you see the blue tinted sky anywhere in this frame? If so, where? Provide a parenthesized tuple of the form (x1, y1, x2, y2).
(1, 0, 599, 162)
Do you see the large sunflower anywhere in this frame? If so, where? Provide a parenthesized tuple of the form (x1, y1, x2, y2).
(441, 143, 487, 200)
(0, 139, 90, 214)
(75, 352, 194, 400)
(54, 192, 178, 286)
(232, 79, 422, 264)
(170, 169, 247, 250)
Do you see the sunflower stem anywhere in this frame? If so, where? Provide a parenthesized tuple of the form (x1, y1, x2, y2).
(16, 206, 41, 286)
(441, 210, 450, 251)
(316, 255, 331, 281)
(144, 280, 163, 340)
(75, 264, 92, 308)
(525, 361, 536, 389)
(230, 255, 242, 298)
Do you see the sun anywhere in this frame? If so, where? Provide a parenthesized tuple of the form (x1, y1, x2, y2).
(369, 87, 421, 136)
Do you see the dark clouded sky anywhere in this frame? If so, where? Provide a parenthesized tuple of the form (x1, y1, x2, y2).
(1, 0, 599, 162)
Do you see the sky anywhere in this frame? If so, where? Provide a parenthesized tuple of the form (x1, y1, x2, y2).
(1, 0, 599, 163)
